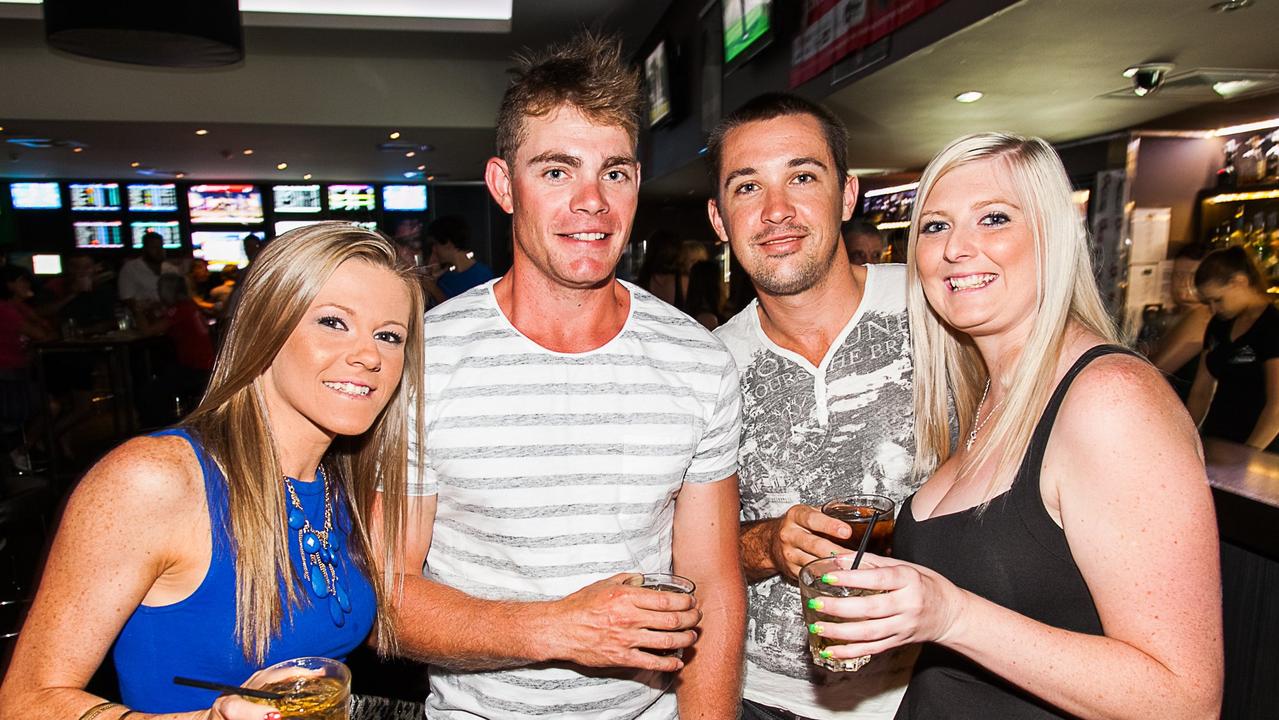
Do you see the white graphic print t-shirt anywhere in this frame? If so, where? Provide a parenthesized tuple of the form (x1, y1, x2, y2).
(715, 263, 920, 719)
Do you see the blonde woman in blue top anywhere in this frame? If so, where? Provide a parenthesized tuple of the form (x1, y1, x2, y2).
(0, 223, 424, 720)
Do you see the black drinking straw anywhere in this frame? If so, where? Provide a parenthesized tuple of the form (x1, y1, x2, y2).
(850, 510, 881, 570)
(172, 676, 284, 700)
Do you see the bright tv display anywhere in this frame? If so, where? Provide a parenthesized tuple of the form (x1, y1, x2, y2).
(192, 230, 256, 271)
(127, 183, 179, 212)
(274, 219, 322, 236)
(188, 184, 265, 224)
(131, 221, 182, 249)
(70, 183, 122, 212)
(723, 0, 772, 65)
(74, 221, 124, 249)
(328, 184, 377, 212)
(32, 255, 63, 276)
(10, 182, 62, 210)
(382, 184, 427, 212)
(273, 184, 323, 213)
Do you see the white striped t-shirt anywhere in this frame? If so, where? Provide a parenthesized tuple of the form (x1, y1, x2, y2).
(411, 279, 742, 720)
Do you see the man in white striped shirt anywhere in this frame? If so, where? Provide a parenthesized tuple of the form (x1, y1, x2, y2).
(381, 32, 747, 720)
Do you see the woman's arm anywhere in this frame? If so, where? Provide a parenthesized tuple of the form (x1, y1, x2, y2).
(815, 356, 1222, 720)
(1245, 358, 1279, 448)
(1151, 307, 1210, 375)
(0, 437, 275, 720)
(1185, 351, 1215, 424)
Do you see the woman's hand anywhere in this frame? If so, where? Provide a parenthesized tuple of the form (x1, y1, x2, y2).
(804, 553, 970, 660)
(206, 695, 280, 720)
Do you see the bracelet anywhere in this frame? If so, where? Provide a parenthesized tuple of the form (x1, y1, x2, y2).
(77, 702, 120, 720)
(118, 712, 137, 719)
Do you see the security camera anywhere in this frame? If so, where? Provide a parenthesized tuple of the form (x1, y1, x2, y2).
(1123, 63, 1174, 97)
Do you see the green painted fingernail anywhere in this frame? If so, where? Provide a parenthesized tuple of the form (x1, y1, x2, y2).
(819, 649, 833, 658)
(807, 598, 824, 610)
(821, 573, 838, 584)
(808, 622, 823, 635)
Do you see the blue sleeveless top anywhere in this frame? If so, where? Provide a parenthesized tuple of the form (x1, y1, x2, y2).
(112, 428, 376, 712)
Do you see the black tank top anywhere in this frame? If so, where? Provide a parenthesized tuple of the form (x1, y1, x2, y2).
(894, 345, 1137, 719)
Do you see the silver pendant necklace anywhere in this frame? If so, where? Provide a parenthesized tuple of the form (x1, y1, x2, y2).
(965, 379, 1002, 452)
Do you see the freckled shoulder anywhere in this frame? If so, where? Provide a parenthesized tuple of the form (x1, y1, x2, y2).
(71, 434, 208, 522)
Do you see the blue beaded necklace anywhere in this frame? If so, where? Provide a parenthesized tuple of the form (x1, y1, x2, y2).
(284, 466, 352, 627)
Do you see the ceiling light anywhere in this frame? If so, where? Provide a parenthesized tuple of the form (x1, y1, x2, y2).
(416, 164, 426, 171)
(276, 162, 288, 170)
(240, 0, 511, 21)
(954, 91, 983, 103)
(863, 182, 920, 198)
(303, 173, 312, 180)
(405, 151, 416, 158)
(1210, 0, 1253, 11)
(1212, 117, 1279, 137)
(0, 126, 5, 132)
(195, 128, 208, 136)
(426, 175, 435, 181)
(130, 161, 141, 168)
(243, 148, 254, 155)
(72, 147, 83, 153)
(389, 131, 401, 140)
(176, 172, 186, 179)
(403, 171, 417, 178)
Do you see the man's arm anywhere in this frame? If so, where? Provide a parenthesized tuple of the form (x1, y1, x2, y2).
(376, 494, 701, 672)
(740, 505, 852, 583)
(672, 475, 747, 719)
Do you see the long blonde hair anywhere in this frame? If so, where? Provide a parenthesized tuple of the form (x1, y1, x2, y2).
(906, 133, 1119, 496)
(184, 222, 424, 662)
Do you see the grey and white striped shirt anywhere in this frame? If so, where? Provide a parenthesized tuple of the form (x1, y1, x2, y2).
(411, 279, 742, 719)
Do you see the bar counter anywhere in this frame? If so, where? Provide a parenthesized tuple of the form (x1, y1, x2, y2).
(1203, 439, 1279, 719)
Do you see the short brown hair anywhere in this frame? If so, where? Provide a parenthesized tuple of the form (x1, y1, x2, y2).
(495, 31, 643, 164)
(707, 92, 848, 194)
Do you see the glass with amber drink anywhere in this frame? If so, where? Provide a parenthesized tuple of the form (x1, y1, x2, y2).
(246, 656, 350, 720)
(821, 494, 894, 555)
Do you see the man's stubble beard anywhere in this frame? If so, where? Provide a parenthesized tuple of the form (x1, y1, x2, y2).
(744, 226, 841, 297)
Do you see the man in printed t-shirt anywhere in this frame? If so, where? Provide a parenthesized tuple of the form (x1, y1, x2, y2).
(707, 93, 921, 720)
(383, 32, 747, 720)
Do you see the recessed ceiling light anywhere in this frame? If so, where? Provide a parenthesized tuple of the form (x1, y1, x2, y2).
(403, 171, 417, 178)
(426, 175, 435, 181)
(389, 131, 401, 140)
(176, 172, 186, 179)
(416, 164, 426, 171)
(195, 129, 209, 136)
(954, 91, 984, 103)
(0, 126, 5, 132)
(276, 162, 288, 170)
(72, 147, 83, 153)
(405, 151, 416, 158)
(243, 148, 254, 155)
(303, 173, 312, 180)
(130, 161, 141, 168)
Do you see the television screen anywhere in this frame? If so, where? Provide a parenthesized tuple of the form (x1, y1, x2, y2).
(192, 231, 257, 271)
(351, 221, 379, 233)
(10, 182, 62, 210)
(127, 183, 179, 212)
(188, 184, 265, 224)
(274, 219, 322, 236)
(382, 185, 427, 212)
(273, 184, 323, 213)
(645, 41, 672, 127)
(131, 221, 182, 249)
(328, 184, 377, 212)
(723, 0, 772, 65)
(32, 254, 63, 276)
(74, 221, 124, 249)
(70, 183, 122, 212)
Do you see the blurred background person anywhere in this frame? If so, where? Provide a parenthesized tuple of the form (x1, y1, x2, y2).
(208, 264, 239, 319)
(1188, 245, 1279, 451)
(422, 214, 493, 304)
(843, 218, 887, 265)
(637, 228, 682, 305)
(186, 257, 218, 314)
(117, 231, 179, 323)
(1147, 243, 1213, 401)
(682, 258, 726, 330)
(0, 265, 56, 474)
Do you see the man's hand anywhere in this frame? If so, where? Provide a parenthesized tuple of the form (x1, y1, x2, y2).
(542, 573, 701, 672)
(743, 504, 851, 582)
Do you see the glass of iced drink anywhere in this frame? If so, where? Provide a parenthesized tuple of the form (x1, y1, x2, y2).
(799, 555, 880, 672)
(246, 656, 351, 720)
(626, 573, 696, 657)
(821, 494, 895, 555)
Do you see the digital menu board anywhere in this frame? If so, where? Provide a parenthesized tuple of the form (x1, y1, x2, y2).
(70, 183, 122, 212)
(192, 231, 255, 271)
(273, 184, 323, 213)
(127, 183, 179, 212)
(188, 184, 264, 224)
(74, 221, 124, 249)
(131, 221, 182, 249)
(327, 184, 377, 212)
(10, 182, 62, 210)
(382, 185, 427, 212)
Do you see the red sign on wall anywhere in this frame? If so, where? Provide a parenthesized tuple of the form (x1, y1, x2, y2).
(790, 0, 947, 87)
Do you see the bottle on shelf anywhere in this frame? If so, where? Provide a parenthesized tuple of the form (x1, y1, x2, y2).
(1238, 135, 1265, 185)
(1217, 139, 1239, 189)
(1227, 205, 1247, 247)
(1266, 130, 1279, 183)
(1250, 212, 1269, 265)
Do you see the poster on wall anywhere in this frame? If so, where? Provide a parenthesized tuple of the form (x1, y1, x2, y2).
(645, 41, 672, 127)
(789, 0, 948, 88)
